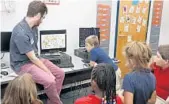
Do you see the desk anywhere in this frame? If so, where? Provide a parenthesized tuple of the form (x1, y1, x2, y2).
(1, 54, 92, 97)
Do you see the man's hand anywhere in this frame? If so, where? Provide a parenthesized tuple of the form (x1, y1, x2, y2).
(46, 70, 55, 80)
(26, 51, 50, 71)
(26, 51, 55, 80)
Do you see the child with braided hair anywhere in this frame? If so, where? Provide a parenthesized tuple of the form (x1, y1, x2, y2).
(75, 63, 122, 104)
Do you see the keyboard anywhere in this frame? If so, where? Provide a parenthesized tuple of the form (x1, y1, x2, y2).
(41, 55, 60, 60)
(82, 59, 90, 63)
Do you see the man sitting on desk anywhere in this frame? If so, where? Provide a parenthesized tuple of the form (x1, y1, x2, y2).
(85, 35, 122, 92)
(9, 1, 64, 104)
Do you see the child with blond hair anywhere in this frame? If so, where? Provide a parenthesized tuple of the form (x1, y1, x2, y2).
(123, 41, 156, 104)
(85, 35, 122, 92)
(2, 73, 42, 104)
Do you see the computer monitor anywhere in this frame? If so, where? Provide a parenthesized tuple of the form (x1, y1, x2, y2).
(40, 30, 66, 54)
(79, 28, 100, 47)
(1, 32, 12, 52)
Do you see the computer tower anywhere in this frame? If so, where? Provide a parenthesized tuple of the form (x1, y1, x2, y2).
(74, 48, 90, 63)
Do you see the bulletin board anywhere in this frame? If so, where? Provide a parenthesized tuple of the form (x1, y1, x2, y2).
(115, 0, 151, 77)
(117, 0, 150, 42)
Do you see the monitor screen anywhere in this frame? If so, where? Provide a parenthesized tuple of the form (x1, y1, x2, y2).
(40, 30, 66, 54)
(1, 32, 12, 52)
(79, 28, 100, 47)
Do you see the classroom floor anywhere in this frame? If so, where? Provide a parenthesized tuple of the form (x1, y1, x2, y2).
(40, 86, 92, 104)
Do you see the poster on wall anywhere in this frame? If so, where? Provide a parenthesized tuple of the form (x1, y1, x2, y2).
(116, 0, 150, 42)
(96, 1, 112, 54)
(152, 0, 163, 27)
(149, 0, 163, 54)
(0, 0, 16, 13)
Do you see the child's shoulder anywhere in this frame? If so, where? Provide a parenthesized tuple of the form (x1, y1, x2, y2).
(123, 73, 133, 81)
(91, 47, 102, 53)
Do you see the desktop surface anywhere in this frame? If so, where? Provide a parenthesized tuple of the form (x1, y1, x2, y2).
(0, 54, 90, 84)
(1, 54, 92, 98)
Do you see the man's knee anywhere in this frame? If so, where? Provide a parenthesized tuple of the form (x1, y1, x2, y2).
(58, 68, 65, 80)
(61, 69, 65, 77)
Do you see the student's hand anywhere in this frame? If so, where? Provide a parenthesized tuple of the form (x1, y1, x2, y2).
(32, 99, 43, 104)
(90, 61, 97, 67)
(166, 96, 169, 103)
(94, 63, 97, 67)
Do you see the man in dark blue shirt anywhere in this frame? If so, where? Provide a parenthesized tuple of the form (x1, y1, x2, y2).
(85, 35, 121, 92)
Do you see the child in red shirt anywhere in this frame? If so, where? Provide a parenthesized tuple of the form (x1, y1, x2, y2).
(74, 63, 122, 104)
(150, 45, 169, 102)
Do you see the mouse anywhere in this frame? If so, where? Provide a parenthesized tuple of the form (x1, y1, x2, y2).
(1, 71, 8, 76)
(1, 63, 6, 67)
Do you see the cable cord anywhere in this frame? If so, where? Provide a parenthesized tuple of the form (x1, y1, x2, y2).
(1, 53, 5, 59)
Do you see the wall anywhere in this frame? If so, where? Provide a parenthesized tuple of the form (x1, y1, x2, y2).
(158, 0, 169, 45)
(1, 0, 97, 62)
(147, 0, 169, 45)
(109, 0, 118, 58)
